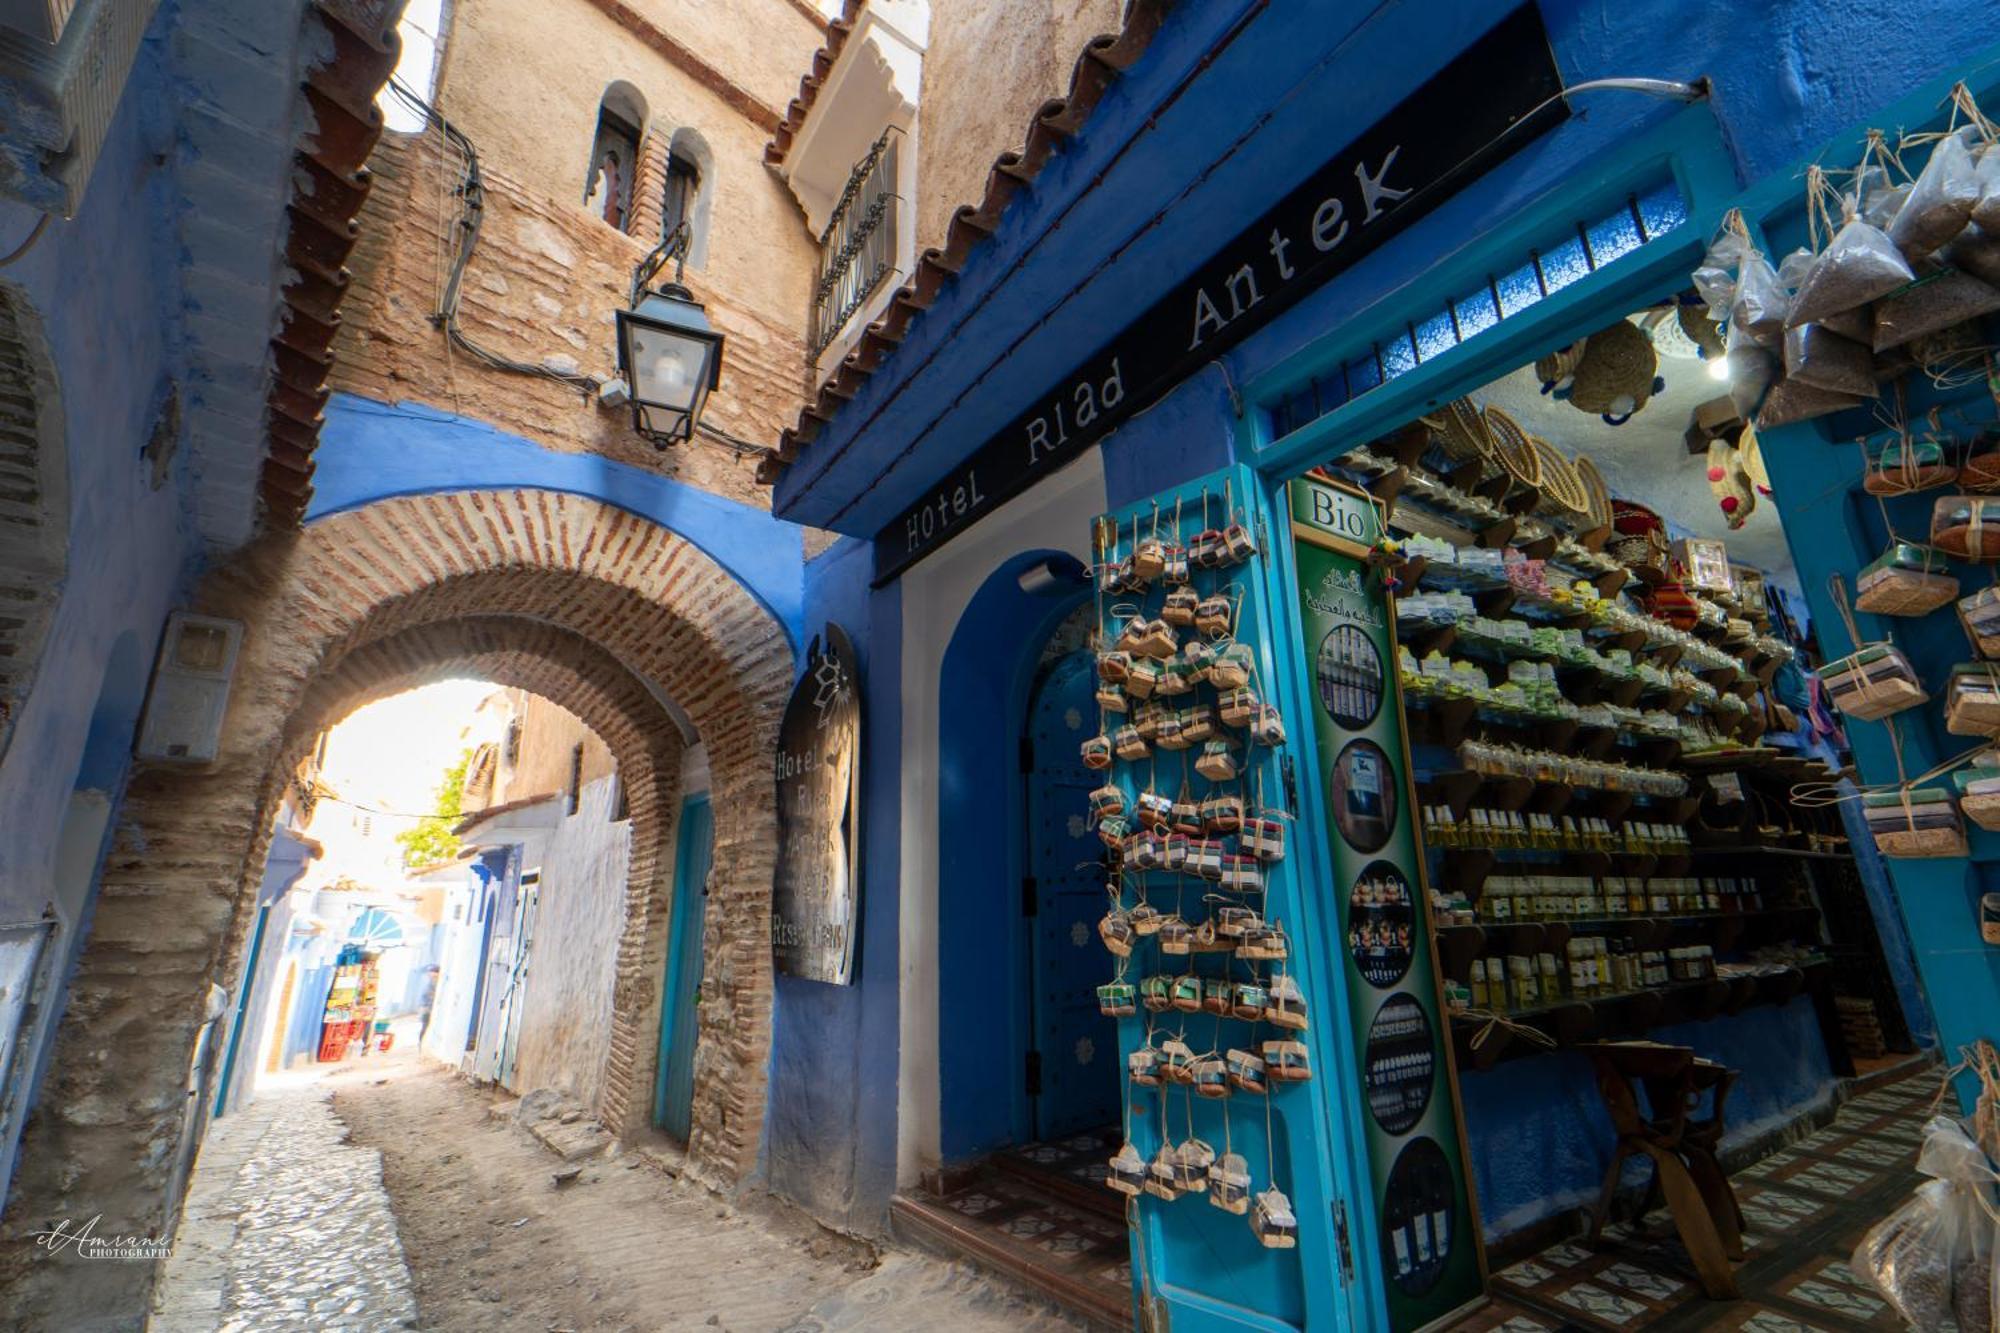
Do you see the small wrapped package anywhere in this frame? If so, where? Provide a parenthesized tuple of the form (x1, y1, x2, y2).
(1946, 663, 2000, 736)
(1855, 543, 1959, 615)
(1784, 322, 1878, 395)
(1933, 496, 2000, 559)
(1862, 786, 1967, 858)
(1818, 643, 1928, 720)
(1225, 1047, 1268, 1095)
(1096, 981, 1137, 1018)
(1208, 1152, 1252, 1216)
(1951, 764, 2000, 832)
(1251, 1187, 1300, 1249)
(1729, 248, 1791, 346)
(1106, 1141, 1148, 1196)
(1961, 585, 2000, 657)
(1865, 435, 1957, 495)
(1261, 1038, 1311, 1083)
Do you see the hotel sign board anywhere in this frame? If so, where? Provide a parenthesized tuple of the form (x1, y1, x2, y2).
(772, 624, 863, 984)
(872, 5, 1565, 584)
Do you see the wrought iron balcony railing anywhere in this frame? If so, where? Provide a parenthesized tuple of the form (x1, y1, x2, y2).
(808, 128, 902, 366)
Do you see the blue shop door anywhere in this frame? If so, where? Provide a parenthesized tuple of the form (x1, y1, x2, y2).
(1026, 649, 1120, 1139)
(655, 795, 713, 1141)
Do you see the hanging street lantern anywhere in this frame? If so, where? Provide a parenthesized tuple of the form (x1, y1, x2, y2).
(615, 281, 724, 447)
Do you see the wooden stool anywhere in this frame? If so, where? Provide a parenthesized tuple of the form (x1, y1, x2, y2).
(1580, 1042, 1740, 1300)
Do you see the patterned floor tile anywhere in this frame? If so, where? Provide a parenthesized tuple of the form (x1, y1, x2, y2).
(1540, 1242, 1598, 1270)
(1097, 1262, 1130, 1288)
(1736, 1309, 1837, 1333)
(1552, 1281, 1648, 1324)
(1597, 1261, 1686, 1302)
(1782, 1277, 1886, 1320)
(1498, 1258, 1557, 1288)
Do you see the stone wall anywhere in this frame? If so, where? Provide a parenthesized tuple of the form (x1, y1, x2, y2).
(912, 0, 1122, 256)
(327, 0, 827, 507)
(509, 774, 634, 1108)
(0, 492, 784, 1329)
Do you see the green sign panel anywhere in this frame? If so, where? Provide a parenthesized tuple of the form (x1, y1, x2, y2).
(1289, 475, 1482, 1332)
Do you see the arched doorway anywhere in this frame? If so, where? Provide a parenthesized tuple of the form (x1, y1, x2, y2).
(1021, 621, 1119, 1140)
(0, 490, 791, 1328)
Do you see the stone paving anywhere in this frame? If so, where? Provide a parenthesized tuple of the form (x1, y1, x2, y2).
(150, 1081, 417, 1332)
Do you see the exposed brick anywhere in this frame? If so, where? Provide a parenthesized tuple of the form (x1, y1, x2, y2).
(0, 490, 790, 1327)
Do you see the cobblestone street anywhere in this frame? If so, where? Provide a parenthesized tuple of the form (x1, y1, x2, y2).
(150, 1080, 417, 1331)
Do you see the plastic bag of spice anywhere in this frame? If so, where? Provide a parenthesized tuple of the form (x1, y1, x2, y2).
(1756, 373, 1865, 429)
(1874, 264, 2000, 351)
(1888, 130, 1983, 259)
(1726, 343, 1777, 420)
(1729, 248, 1789, 347)
(1974, 144, 2000, 232)
(1854, 1117, 2000, 1333)
(1778, 249, 1871, 341)
(1784, 323, 1878, 395)
(1949, 224, 2000, 287)
(1790, 216, 1918, 327)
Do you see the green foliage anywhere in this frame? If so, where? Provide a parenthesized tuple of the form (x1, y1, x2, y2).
(396, 748, 472, 869)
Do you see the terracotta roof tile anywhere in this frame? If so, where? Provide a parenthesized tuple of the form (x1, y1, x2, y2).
(756, 0, 1172, 487)
(259, 0, 401, 528)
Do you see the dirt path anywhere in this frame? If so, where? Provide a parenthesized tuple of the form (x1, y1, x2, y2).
(328, 1055, 1086, 1332)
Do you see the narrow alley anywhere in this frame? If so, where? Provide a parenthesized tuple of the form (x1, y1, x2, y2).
(150, 1037, 1088, 1333)
(7, 1, 2000, 1331)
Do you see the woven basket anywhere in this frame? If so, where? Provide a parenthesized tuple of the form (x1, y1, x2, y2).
(1481, 406, 1544, 491)
(1534, 341, 1584, 392)
(1528, 436, 1591, 521)
(1567, 320, 1660, 421)
(1426, 399, 1502, 479)
(1574, 455, 1613, 531)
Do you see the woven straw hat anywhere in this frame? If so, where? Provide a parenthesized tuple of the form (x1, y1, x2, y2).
(1567, 320, 1662, 423)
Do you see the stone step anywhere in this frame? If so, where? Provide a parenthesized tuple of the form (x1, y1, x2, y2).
(890, 1187, 1131, 1332)
(987, 1147, 1127, 1224)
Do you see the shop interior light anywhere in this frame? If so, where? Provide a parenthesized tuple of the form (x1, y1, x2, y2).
(1707, 357, 1733, 382)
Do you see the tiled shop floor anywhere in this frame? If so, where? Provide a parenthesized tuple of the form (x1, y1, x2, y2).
(1452, 1070, 1941, 1332)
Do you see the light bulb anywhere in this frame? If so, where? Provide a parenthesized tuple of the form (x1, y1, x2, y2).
(1706, 357, 1732, 382)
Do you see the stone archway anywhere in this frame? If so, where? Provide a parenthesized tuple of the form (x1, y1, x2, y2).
(0, 285, 67, 759)
(1, 491, 791, 1328)
(280, 615, 690, 1119)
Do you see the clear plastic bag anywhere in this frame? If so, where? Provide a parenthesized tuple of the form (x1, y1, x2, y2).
(1974, 143, 2000, 233)
(1791, 216, 1918, 328)
(1951, 224, 2000, 287)
(1730, 248, 1790, 346)
(1756, 373, 1864, 428)
(1784, 323, 1878, 395)
(1854, 1116, 1999, 1333)
(1889, 130, 1983, 258)
(1874, 265, 2000, 351)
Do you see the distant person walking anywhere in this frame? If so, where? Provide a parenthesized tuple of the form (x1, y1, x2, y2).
(417, 964, 441, 1046)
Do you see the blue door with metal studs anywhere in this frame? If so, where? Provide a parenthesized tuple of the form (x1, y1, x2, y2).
(1026, 649, 1120, 1140)
(655, 794, 712, 1141)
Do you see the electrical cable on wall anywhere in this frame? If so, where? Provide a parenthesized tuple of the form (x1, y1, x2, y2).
(388, 78, 601, 397)
(386, 78, 781, 463)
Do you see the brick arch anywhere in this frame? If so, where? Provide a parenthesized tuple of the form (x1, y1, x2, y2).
(276, 615, 688, 1127)
(2, 491, 790, 1326)
(0, 285, 67, 760)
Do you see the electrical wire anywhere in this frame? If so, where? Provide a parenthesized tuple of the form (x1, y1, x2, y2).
(0, 212, 50, 267)
(388, 78, 599, 396)
(387, 78, 781, 463)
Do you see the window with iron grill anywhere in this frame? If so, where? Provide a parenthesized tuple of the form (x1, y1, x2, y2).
(809, 129, 901, 365)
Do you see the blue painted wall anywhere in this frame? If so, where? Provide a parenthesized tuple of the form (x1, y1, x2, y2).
(309, 394, 809, 647)
(761, 0, 1999, 1264)
(775, 0, 2000, 535)
(933, 551, 1092, 1161)
(1462, 998, 1834, 1239)
(761, 536, 903, 1231)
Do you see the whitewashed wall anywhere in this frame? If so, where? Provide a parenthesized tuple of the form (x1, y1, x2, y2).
(510, 776, 633, 1106)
